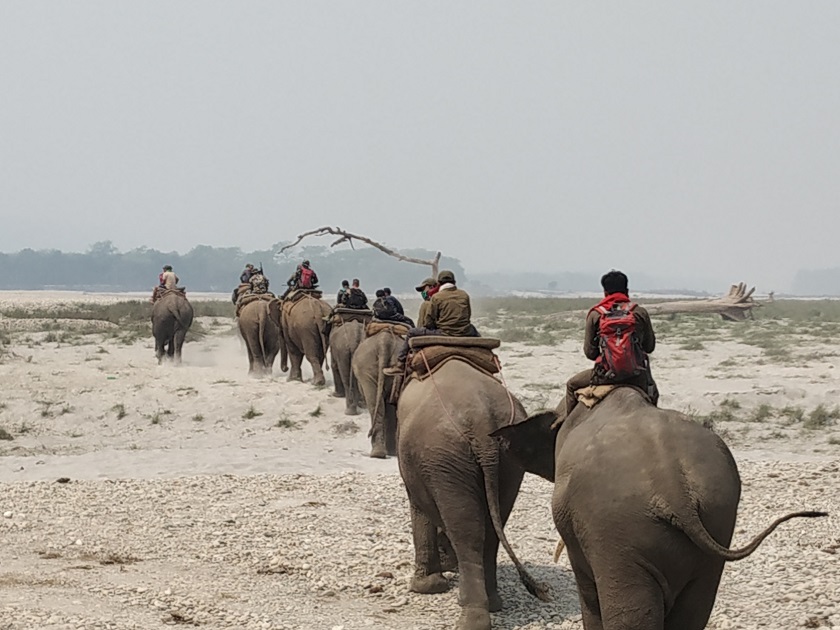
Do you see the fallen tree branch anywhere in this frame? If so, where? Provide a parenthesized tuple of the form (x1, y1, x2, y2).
(547, 282, 763, 322)
(277, 226, 442, 277)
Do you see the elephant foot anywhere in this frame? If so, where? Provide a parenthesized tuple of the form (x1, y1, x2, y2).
(410, 572, 450, 594)
(331, 391, 345, 398)
(369, 443, 387, 459)
(344, 407, 359, 416)
(488, 593, 503, 613)
(313, 380, 326, 388)
(287, 374, 302, 383)
(457, 607, 491, 630)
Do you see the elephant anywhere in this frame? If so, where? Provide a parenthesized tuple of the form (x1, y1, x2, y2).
(493, 387, 828, 630)
(151, 291, 194, 364)
(281, 294, 332, 387)
(238, 297, 285, 376)
(397, 359, 548, 630)
(352, 329, 401, 458)
(329, 319, 366, 415)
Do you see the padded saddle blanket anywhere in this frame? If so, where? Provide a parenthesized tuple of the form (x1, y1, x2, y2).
(331, 307, 373, 326)
(407, 336, 502, 380)
(153, 287, 187, 302)
(574, 385, 617, 409)
(236, 293, 278, 317)
(282, 291, 323, 317)
(366, 320, 411, 338)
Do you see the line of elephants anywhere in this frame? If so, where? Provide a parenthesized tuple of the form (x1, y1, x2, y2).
(152, 291, 827, 630)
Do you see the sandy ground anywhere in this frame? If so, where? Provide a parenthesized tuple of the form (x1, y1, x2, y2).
(0, 292, 838, 629)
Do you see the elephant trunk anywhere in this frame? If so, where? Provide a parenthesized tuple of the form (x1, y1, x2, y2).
(474, 442, 550, 602)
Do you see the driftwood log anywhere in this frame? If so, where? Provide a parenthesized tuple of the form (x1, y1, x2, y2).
(548, 283, 764, 322)
(277, 227, 442, 277)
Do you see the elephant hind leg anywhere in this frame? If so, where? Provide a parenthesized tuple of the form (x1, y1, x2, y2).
(409, 504, 450, 595)
(594, 565, 664, 630)
(664, 563, 724, 630)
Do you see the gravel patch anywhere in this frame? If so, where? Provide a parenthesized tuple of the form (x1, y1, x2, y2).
(1, 462, 837, 630)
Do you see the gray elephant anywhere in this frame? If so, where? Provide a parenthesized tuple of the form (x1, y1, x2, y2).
(352, 328, 401, 458)
(398, 359, 548, 630)
(281, 294, 332, 386)
(494, 387, 827, 630)
(329, 318, 367, 415)
(151, 291, 194, 364)
(238, 297, 285, 376)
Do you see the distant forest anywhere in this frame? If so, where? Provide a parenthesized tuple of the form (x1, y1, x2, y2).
(0, 242, 835, 296)
(0, 242, 465, 295)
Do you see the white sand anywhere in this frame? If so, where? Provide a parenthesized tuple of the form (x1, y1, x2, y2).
(0, 292, 837, 629)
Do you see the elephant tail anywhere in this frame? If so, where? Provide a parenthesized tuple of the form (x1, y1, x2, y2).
(258, 304, 268, 367)
(666, 502, 827, 561)
(475, 443, 551, 602)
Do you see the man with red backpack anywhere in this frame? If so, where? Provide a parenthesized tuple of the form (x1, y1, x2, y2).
(565, 270, 658, 416)
(282, 260, 319, 298)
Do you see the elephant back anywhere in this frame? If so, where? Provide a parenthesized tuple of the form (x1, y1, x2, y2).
(407, 337, 502, 381)
(366, 321, 410, 338)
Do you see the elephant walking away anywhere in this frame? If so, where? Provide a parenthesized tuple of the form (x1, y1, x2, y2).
(397, 351, 548, 630)
(352, 323, 407, 458)
(151, 290, 193, 364)
(237, 295, 284, 376)
(495, 386, 827, 630)
(281, 291, 332, 387)
(328, 309, 371, 415)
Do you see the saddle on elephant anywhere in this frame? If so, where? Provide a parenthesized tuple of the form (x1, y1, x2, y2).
(406, 336, 502, 381)
(329, 307, 373, 327)
(573, 383, 652, 410)
(235, 292, 279, 318)
(365, 319, 411, 339)
(152, 286, 187, 303)
(282, 289, 325, 318)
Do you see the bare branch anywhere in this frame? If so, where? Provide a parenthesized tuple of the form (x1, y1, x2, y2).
(277, 226, 442, 276)
(547, 283, 764, 322)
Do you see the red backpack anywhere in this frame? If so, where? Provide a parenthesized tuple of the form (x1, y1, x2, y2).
(594, 302, 644, 380)
(299, 267, 314, 289)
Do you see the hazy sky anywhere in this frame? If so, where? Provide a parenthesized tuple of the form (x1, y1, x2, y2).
(2, 2, 838, 290)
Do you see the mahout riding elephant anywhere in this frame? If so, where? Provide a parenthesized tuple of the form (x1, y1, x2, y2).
(151, 291, 194, 364)
(397, 359, 548, 630)
(238, 297, 285, 376)
(281, 293, 332, 386)
(352, 329, 401, 458)
(493, 387, 827, 630)
(329, 318, 366, 415)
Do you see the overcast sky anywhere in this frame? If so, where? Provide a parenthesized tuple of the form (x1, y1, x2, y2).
(1, 2, 838, 291)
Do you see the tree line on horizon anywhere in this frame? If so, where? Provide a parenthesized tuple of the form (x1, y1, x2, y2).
(0, 242, 466, 295)
(0, 242, 835, 296)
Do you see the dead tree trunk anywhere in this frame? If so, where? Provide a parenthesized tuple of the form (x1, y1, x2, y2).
(548, 283, 763, 322)
(277, 226, 442, 277)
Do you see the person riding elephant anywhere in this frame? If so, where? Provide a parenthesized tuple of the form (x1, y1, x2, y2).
(565, 270, 657, 416)
(340, 278, 368, 310)
(240, 263, 257, 284)
(372, 289, 414, 327)
(384, 270, 475, 376)
(336, 279, 350, 305)
(282, 260, 319, 299)
(151, 265, 180, 303)
(397, 359, 548, 629)
(494, 389, 826, 630)
(382, 287, 404, 316)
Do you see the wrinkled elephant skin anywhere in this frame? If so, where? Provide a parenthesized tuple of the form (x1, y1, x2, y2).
(282, 296, 332, 387)
(238, 299, 283, 376)
(495, 387, 827, 630)
(329, 320, 365, 415)
(151, 293, 194, 364)
(352, 332, 399, 458)
(397, 360, 546, 630)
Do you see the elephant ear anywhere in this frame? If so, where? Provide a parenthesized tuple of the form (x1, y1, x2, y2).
(492, 410, 558, 483)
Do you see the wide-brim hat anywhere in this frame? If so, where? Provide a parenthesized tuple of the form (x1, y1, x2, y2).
(415, 277, 436, 292)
